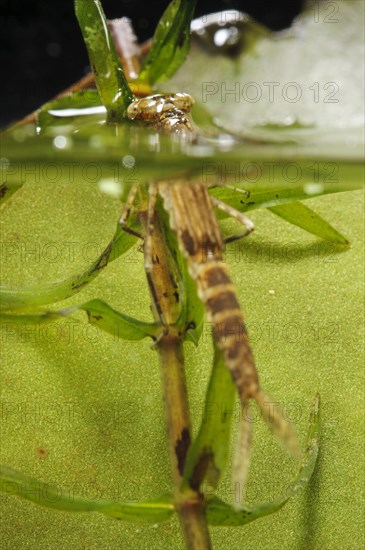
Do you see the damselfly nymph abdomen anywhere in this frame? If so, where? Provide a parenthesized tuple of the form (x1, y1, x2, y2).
(127, 93, 195, 134)
(158, 180, 260, 401)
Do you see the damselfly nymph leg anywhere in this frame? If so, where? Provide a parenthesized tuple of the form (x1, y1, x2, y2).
(210, 196, 255, 244)
(119, 182, 144, 239)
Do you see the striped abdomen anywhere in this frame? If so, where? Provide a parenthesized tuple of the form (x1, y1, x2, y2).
(195, 261, 259, 400)
(158, 181, 260, 402)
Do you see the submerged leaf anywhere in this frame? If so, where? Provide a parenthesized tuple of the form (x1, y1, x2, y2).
(0, 465, 174, 523)
(1, 298, 160, 341)
(209, 182, 358, 243)
(182, 343, 236, 492)
(138, 0, 197, 85)
(268, 201, 349, 244)
(205, 393, 320, 526)
(73, 298, 160, 340)
(206, 496, 286, 527)
(178, 248, 205, 345)
(0, 224, 136, 311)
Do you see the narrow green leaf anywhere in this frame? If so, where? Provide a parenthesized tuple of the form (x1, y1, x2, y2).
(206, 393, 320, 526)
(0, 465, 174, 523)
(179, 254, 205, 345)
(182, 343, 236, 492)
(268, 202, 349, 244)
(209, 184, 352, 242)
(0, 298, 161, 341)
(98, 496, 174, 522)
(138, 0, 197, 85)
(0, 224, 136, 311)
(76, 298, 161, 340)
(206, 495, 287, 526)
(209, 179, 360, 215)
(75, 0, 134, 121)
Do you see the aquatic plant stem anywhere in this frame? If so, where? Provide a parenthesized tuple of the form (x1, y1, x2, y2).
(139, 202, 212, 549)
(158, 334, 212, 549)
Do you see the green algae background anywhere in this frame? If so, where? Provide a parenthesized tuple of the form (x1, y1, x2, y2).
(0, 183, 363, 549)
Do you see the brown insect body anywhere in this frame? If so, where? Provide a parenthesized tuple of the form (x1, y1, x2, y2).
(158, 181, 260, 402)
(126, 94, 300, 473)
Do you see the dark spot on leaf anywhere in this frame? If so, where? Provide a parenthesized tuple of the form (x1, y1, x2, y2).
(88, 314, 102, 321)
(175, 427, 191, 475)
(93, 244, 112, 271)
(246, 201, 255, 207)
(71, 280, 88, 291)
(0, 185, 8, 198)
(189, 450, 216, 491)
(173, 291, 179, 303)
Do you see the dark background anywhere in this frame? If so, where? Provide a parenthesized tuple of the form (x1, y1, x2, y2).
(0, 0, 303, 127)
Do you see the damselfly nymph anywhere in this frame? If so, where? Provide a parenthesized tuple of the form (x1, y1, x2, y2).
(121, 93, 301, 507)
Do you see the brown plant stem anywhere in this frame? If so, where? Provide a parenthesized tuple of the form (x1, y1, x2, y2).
(139, 201, 212, 550)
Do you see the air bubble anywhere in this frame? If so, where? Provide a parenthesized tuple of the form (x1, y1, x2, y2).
(122, 155, 135, 168)
(53, 135, 71, 150)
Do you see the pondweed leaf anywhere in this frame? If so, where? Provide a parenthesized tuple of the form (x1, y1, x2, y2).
(0, 224, 136, 311)
(0, 465, 174, 523)
(1, 298, 160, 341)
(75, 0, 134, 121)
(182, 342, 235, 491)
(138, 0, 197, 85)
(205, 394, 320, 526)
(268, 202, 349, 244)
